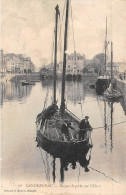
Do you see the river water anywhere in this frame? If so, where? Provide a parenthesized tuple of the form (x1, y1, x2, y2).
(1, 79, 126, 193)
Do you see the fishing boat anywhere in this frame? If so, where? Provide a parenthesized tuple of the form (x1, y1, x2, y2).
(95, 18, 110, 95)
(36, 1, 92, 159)
(95, 75, 110, 95)
(22, 81, 35, 86)
(22, 71, 35, 86)
(104, 42, 123, 100)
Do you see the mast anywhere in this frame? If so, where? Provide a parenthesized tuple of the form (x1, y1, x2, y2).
(60, 0, 69, 113)
(54, 5, 60, 103)
(111, 42, 113, 81)
(105, 17, 107, 72)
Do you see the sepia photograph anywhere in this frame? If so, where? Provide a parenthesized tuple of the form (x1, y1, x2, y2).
(0, 0, 126, 194)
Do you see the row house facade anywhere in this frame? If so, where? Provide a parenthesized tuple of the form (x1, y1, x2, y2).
(0, 50, 6, 74)
(66, 51, 85, 75)
(0, 50, 35, 74)
(57, 51, 85, 75)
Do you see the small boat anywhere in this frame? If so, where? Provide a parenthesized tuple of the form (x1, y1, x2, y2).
(89, 84, 95, 89)
(31, 80, 40, 82)
(95, 76, 110, 94)
(104, 90, 123, 100)
(36, 2, 92, 158)
(21, 73, 36, 86)
(104, 42, 123, 100)
(22, 81, 35, 86)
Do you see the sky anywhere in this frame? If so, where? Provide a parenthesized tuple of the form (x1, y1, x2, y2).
(1, 0, 126, 69)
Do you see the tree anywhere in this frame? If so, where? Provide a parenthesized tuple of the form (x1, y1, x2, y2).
(82, 67, 88, 73)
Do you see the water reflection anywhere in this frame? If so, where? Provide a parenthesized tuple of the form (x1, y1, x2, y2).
(0, 81, 33, 105)
(108, 101, 113, 152)
(41, 79, 53, 88)
(1, 79, 126, 184)
(66, 81, 86, 104)
(39, 143, 92, 183)
(59, 148, 92, 183)
(96, 97, 119, 153)
(40, 79, 96, 105)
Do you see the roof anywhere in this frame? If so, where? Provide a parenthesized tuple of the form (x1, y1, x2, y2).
(69, 52, 83, 57)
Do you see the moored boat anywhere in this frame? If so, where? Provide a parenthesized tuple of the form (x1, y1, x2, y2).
(36, 1, 92, 158)
(104, 42, 123, 100)
(95, 76, 110, 94)
(36, 107, 91, 158)
(22, 81, 35, 86)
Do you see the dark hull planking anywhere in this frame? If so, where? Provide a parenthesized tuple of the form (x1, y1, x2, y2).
(95, 78, 110, 95)
(22, 82, 35, 86)
(36, 130, 90, 159)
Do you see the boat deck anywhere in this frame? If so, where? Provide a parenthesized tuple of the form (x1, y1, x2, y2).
(40, 110, 80, 141)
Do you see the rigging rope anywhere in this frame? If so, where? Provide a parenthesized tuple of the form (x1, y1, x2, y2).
(66, 108, 126, 130)
(51, 31, 55, 64)
(77, 82, 83, 119)
(96, 96, 104, 125)
(57, 0, 66, 62)
(43, 83, 50, 110)
(70, 0, 75, 52)
(93, 120, 126, 130)
(89, 166, 120, 183)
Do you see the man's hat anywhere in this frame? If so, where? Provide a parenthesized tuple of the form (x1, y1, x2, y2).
(85, 116, 89, 119)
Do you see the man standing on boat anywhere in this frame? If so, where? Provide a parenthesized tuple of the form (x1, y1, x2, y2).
(61, 121, 70, 141)
(79, 116, 93, 140)
(61, 120, 74, 141)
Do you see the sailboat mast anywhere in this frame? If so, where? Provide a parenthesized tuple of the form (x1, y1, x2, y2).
(61, 0, 69, 114)
(105, 17, 107, 72)
(111, 42, 113, 80)
(54, 5, 59, 103)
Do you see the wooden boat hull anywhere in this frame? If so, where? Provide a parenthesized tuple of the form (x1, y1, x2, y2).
(36, 130, 90, 158)
(104, 91, 123, 100)
(95, 77, 110, 95)
(89, 84, 95, 89)
(22, 81, 35, 86)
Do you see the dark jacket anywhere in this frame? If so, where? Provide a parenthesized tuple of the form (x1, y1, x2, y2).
(61, 124, 69, 135)
(79, 119, 91, 130)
